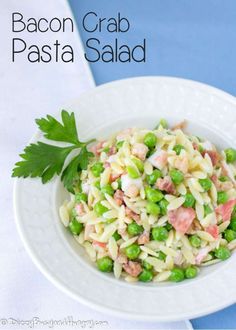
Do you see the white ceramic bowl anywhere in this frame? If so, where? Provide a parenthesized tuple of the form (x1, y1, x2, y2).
(14, 77, 236, 321)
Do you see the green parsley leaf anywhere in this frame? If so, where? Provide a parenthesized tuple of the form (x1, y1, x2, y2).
(12, 142, 75, 183)
(36, 110, 82, 145)
(77, 146, 94, 170)
(12, 110, 95, 192)
(61, 147, 93, 193)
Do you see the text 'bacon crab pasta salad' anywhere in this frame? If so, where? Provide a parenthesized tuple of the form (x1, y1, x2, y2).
(58, 120, 236, 283)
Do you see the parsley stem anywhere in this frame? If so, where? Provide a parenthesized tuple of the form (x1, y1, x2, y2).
(85, 138, 96, 145)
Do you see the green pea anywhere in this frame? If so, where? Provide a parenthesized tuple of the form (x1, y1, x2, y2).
(146, 149, 156, 158)
(225, 148, 236, 163)
(170, 169, 184, 185)
(229, 217, 236, 231)
(97, 256, 113, 272)
(224, 229, 236, 242)
(75, 192, 87, 203)
(127, 222, 144, 236)
(219, 176, 229, 182)
(101, 184, 114, 196)
(142, 260, 153, 270)
(145, 187, 164, 203)
(94, 201, 109, 217)
(198, 145, 204, 153)
(215, 246, 231, 260)
(146, 169, 162, 185)
(113, 231, 121, 241)
(138, 269, 153, 282)
(209, 251, 215, 258)
(144, 132, 157, 148)
(199, 178, 212, 192)
(165, 223, 173, 231)
(91, 162, 104, 177)
(94, 181, 100, 190)
(152, 227, 168, 241)
(185, 266, 198, 279)
(102, 146, 110, 153)
(116, 177, 122, 189)
(189, 235, 201, 248)
(116, 140, 124, 149)
(132, 157, 144, 172)
(127, 166, 140, 179)
(158, 118, 168, 129)
(217, 191, 228, 205)
(74, 179, 82, 193)
(71, 208, 77, 218)
(183, 193, 195, 208)
(173, 144, 184, 156)
(106, 218, 116, 224)
(125, 243, 141, 260)
(146, 202, 160, 216)
(68, 219, 83, 235)
(169, 268, 185, 282)
(204, 204, 213, 217)
(159, 199, 169, 215)
(157, 251, 166, 261)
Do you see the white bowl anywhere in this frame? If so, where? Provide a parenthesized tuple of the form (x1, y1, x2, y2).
(14, 77, 236, 321)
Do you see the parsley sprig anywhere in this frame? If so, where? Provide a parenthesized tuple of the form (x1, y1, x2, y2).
(12, 110, 95, 193)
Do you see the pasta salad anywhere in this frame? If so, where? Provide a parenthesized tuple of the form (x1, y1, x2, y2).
(60, 120, 236, 283)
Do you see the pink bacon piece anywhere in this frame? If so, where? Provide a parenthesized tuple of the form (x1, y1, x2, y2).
(215, 199, 236, 222)
(123, 261, 142, 277)
(108, 146, 116, 156)
(92, 241, 107, 249)
(155, 176, 175, 194)
(138, 231, 150, 245)
(205, 224, 219, 239)
(202, 150, 220, 166)
(211, 174, 233, 192)
(168, 207, 196, 234)
(125, 207, 141, 224)
(110, 173, 121, 182)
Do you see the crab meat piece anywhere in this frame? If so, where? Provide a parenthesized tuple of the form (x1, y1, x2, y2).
(84, 224, 95, 240)
(125, 184, 139, 198)
(174, 156, 188, 174)
(195, 247, 209, 265)
(132, 143, 149, 161)
(75, 203, 85, 216)
(148, 149, 168, 170)
(113, 189, 124, 206)
(121, 174, 142, 195)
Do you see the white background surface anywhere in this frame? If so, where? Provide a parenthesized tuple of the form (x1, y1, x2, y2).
(0, 1, 190, 329)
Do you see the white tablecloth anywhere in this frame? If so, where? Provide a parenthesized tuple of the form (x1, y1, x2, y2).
(0, 1, 191, 329)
